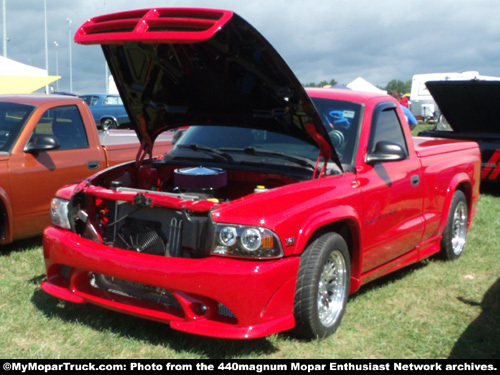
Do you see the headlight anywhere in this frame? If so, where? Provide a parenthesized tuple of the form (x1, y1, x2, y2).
(50, 198, 71, 229)
(212, 224, 283, 259)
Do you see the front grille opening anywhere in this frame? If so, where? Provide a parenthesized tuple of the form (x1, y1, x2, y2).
(90, 273, 182, 311)
(60, 265, 72, 281)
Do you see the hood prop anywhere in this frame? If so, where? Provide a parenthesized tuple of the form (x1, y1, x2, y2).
(135, 113, 154, 167)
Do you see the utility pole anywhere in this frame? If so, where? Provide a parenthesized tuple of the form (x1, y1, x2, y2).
(66, 17, 73, 92)
(2, 0, 7, 57)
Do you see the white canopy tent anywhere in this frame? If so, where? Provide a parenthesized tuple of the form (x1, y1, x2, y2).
(347, 77, 387, 94)
(0, 56, 60, 94)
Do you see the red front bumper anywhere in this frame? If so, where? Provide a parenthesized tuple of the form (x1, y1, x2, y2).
(41, 226, 300, 339)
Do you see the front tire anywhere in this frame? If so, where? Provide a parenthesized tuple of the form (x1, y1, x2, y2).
(440, 190, 468, 260)
(293, 233, 350, 339)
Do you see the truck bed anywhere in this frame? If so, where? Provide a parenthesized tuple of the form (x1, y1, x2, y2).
(413, 136, 479, 158)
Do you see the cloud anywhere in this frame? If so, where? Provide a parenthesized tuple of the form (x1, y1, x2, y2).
(2, 0, 500, 94)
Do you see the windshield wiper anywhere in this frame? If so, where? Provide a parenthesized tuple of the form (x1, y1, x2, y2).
(176, 144, 233, 162)
(220, 147, 317, 170)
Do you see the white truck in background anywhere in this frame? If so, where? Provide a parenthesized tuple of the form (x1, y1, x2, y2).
(410, 71, 500, 123)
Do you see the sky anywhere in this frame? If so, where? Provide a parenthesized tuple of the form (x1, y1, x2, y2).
(2, 0, 500, 94)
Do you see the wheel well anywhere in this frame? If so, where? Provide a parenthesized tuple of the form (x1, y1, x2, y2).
(455, 181, 472, 213)
(303, 220, 361, 281)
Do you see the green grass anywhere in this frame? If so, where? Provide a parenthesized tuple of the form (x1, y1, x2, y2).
(1, 191, 499, 359)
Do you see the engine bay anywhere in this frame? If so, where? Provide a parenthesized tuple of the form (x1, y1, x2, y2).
(72, 160, 301, 258)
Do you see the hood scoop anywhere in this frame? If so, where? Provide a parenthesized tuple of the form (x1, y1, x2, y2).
(74, 7, 342, 170)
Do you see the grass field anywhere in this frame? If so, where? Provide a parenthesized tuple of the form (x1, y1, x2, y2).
(1, 125, 499, 359)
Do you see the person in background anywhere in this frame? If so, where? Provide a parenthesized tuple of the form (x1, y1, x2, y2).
(390, 90, 418, 130)
(400, 93, 410, 108)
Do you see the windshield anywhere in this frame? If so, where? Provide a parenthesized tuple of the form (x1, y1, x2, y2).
(311, 97, 362, 166)
(173, 97, 362, 167)
(176, 126, 321, 161)
(0, 102, 35, 153)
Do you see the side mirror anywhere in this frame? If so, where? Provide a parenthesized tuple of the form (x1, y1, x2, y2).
(25, 134, 60, 153)
(366, 141, 406, 164)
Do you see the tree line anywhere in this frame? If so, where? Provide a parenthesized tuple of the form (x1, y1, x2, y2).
(304, 79, 412, 94)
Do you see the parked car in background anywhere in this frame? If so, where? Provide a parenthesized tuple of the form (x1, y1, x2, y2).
(80, 93, 130, 130)
(0, 94, 172, 245)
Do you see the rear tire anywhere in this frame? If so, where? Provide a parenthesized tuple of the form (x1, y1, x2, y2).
(440, 190, 468, 260)
(293, 233, 350, 339)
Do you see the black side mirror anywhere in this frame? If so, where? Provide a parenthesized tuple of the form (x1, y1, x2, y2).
(25, 134, 60, 153)
(366, 141, 406, 164)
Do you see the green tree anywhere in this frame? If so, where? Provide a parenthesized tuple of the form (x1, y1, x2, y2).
(385, 79, 412, 94)
(303, 78, 338, 87)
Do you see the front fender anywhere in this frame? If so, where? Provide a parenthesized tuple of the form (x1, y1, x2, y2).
(293, 204, 363, 292)
(55, 183, 80, 200)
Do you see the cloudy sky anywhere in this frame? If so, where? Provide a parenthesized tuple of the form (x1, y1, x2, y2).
(2, 0, 500, 94)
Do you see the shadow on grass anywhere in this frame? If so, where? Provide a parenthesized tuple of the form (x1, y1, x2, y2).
(480, 182, 500, 197)
(29, 278, 278, 358)
(449, 277, 500, 359)
(348, 260, 430, 300)
(0, 236, 43, 257)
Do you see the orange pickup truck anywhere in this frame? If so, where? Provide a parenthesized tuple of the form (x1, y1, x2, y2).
(0, 94, 173, 245)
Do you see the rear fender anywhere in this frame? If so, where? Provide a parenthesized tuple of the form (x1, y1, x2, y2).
(437, 173, 472, 235)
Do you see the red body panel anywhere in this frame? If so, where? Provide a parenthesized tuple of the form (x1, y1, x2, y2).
(42, 227, 299, 339)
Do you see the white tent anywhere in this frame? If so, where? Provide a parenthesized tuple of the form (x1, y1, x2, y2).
(0, 56, 60, 94)
(347, 77, 386, 94)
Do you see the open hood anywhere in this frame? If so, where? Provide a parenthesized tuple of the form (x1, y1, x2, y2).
(75, 8, 340, 168)
(426, 80, 500, 135)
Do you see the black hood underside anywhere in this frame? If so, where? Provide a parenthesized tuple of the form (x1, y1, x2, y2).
(426, 80, 500, 135)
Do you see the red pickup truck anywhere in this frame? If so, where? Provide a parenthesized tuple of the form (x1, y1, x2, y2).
(0, 94, 172, 245)
(41, 8, 481, 339)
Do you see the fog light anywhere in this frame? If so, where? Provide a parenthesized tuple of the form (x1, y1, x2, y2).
(192, 302, 208, 316)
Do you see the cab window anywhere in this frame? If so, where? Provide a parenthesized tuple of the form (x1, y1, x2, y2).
(32, 105, 89, 150)
(368, 105, 408, 156)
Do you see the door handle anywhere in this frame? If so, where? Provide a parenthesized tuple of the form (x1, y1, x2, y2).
(411, 174, 420, 186)
(87, 161, 100, 170)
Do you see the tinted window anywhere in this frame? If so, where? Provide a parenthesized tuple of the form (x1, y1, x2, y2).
(311, 97, 362, 166)
(369, 106, 408, 155)
(0, 102, 35, 152)
(80, 95, 99, 106)
(103, 96, 123, 105)
(177, 126, 321, 160)
(31, 105, 89, 150)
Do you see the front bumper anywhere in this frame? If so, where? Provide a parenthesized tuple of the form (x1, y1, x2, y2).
(41, 226, 300, 339)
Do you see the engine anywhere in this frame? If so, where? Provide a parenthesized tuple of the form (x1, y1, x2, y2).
(73, 162, 299, 259)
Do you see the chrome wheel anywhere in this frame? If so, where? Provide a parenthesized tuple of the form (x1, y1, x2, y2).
(294, 233, 350, 338)
(317, 249, 348, 327)
(441, 190, 468, 261)
(451, 200, 467, 256)
(101, 118, 116, 131)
